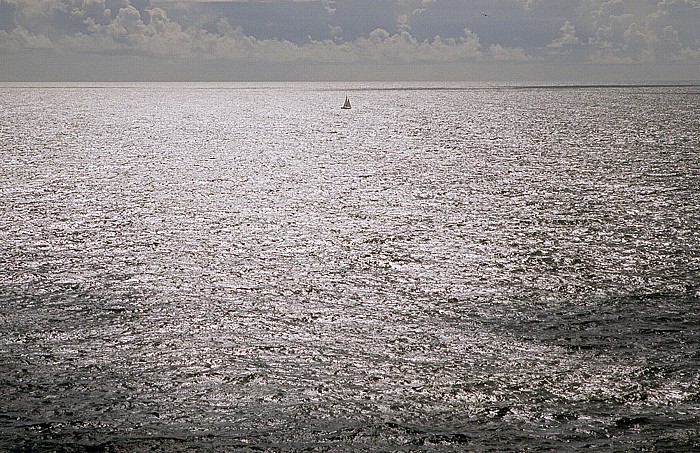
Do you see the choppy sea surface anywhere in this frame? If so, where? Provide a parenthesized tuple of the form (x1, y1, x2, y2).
(1, 82, 699, 451)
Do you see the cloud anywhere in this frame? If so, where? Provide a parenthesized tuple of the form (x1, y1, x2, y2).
(322, 0, 336, 15)
(586, 0, 700, 63)
(0, 26, 53, 53)
(547, 21, 580, 50)
(1, 0, 699, 80)
(0, 1, 488, 64)
(489, 43, 537, 62)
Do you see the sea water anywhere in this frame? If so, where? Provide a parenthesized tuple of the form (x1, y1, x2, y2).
(1, 83, 699, 450)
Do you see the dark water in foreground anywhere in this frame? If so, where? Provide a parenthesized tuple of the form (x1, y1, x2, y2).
(1, 83, 699, 451)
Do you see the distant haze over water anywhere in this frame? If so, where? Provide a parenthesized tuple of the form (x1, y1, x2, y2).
(1, 83, 698, 450)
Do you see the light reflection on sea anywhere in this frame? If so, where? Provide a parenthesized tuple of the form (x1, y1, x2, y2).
(0, 83, 699, 450)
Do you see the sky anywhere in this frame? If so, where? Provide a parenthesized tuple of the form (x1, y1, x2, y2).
(1, 0, 699, 82)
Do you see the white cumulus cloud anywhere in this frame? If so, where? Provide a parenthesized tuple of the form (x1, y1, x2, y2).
(1, 0, 698, 80)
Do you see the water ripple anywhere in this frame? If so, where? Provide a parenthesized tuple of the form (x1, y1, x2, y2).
(1, 84, 699, 450)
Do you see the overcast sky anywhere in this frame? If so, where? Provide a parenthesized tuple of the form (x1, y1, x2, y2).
(1, 0, 699, 82)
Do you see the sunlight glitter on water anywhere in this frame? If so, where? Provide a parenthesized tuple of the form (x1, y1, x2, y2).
(1, 83, 699, 450)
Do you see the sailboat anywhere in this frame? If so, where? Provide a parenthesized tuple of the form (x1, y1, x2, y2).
(341, 96, 351, 109)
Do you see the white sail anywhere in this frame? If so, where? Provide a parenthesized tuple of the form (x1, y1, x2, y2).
(342, 96, 351, 109)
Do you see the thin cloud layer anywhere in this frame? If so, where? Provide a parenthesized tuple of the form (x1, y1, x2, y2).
(1, 0, 698, 81)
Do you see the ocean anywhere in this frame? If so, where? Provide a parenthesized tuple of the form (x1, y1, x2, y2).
(1, 82, 699, 451)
